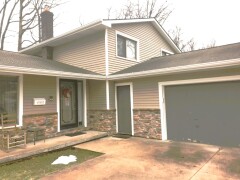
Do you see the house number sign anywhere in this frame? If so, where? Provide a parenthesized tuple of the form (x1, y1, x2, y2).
(33, 98, 46, 106)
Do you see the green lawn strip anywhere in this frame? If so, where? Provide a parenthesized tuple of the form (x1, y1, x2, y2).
(0, 147, 103, 179)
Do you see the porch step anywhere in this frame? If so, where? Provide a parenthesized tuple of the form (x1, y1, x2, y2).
(0, 131, 108, 164)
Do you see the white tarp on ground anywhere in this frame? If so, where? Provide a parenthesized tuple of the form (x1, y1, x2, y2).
(51, 155, 77, 165)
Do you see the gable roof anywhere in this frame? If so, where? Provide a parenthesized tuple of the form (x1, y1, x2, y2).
(110, 43, 240, 79)
(104, 18, 180, 53)
(0, 50, 104, 79)
(20, 18, 180, 55)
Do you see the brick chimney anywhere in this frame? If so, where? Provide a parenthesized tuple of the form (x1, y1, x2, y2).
(40, 5, 53, 41)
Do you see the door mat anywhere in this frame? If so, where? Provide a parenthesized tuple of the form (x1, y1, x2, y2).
(65, 131, 86, 137)
(112, 134, 132, 139)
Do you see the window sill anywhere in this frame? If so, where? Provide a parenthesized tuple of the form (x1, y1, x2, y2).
(116, 55, 139, 62)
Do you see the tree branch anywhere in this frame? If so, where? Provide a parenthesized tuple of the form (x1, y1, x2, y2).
(1, 0, 19, 50)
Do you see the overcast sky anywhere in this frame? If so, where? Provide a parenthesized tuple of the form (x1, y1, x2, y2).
(53, 0, 240, 48)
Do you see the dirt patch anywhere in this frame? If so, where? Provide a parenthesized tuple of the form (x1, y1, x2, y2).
(201, 149, 240, 179)
(228, 158, 240, 175)
(153, 143, 208, 166)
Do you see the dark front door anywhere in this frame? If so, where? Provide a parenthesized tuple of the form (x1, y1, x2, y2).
(117, 85, 132, 135)
(60, 80, 78, 129)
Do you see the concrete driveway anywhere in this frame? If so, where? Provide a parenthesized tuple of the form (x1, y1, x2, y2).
(42, 137, 240, 180)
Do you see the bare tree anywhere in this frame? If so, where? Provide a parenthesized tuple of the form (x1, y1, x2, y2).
(205, 39, 216, 48)
(110, 0, 216, 52)
(108, 0, 172, 25)
(169, 26, 197, 52)
(0, 0, 19, 50)
(108, 0, 196, 52)
(0, 0, 64, 51)
(169, 26, 216, 52)
(18, 0, 64, 50)
(186, 38, 196, 51)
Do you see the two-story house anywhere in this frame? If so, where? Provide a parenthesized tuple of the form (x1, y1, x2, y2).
(1, 8, 240, 146)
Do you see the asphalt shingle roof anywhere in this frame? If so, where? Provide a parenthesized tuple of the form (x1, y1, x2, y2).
(113, 42, 240, 75)
(0, 50, 100, 75)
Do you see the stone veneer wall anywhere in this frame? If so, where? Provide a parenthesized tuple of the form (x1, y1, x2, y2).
(87, 110, 116, 135)
(22, 110, 161, 140)
(133, 109, 161, 139)
(23, 113, 58, 138)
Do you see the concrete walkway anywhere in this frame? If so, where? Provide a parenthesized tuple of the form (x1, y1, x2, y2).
(42, 137, 240, 180)
(0, 131, 107, 164)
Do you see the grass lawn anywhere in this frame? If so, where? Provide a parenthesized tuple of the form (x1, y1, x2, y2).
(0, 147, 103, 179)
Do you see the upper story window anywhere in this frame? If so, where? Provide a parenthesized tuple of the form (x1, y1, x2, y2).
(116, 32, 139, 61)
(161, 49, 173, 56)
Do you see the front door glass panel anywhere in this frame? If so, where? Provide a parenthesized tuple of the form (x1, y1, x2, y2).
(60, 80, 78, 129)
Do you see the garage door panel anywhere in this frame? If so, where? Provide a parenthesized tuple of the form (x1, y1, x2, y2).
(165, 81, 240, 147)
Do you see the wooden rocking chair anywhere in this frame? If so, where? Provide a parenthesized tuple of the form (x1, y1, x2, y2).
(0, 113, 26, 151)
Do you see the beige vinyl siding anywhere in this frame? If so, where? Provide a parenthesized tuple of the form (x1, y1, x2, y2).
(53, 31, 106, 75)
(108, 22, 176, 74)
(115, 67, 240, 109)
(87, 80, 106, 110)
(23, 75, 56, 115)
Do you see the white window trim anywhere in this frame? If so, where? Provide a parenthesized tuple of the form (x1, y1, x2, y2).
(115, 31, 140, 62)
(115, 82, 134, 135)
(158, 75, 240, 141)
(161, 48, 173, 56)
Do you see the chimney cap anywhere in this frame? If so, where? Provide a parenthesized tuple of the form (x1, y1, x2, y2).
(43, 5, 50, 11)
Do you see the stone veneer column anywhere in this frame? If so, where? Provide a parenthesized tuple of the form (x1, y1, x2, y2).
(133, 109, 161, 139)
(87, 110, 116, 135)
(23, 113, 58, 138)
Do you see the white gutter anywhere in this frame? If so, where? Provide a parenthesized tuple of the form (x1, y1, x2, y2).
(108, 58, 240, 80)
(0, 65, 106, 80)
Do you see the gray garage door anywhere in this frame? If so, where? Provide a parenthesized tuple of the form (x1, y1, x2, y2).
(165, 81, 240, 147)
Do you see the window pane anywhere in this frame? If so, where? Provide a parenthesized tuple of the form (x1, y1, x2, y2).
(117, 35, 126, 57)
(126, 39, 136, 59)
(0, 76, 18, 122)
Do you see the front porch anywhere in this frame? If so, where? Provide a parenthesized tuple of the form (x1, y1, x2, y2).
(0, 130, 107, 164)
